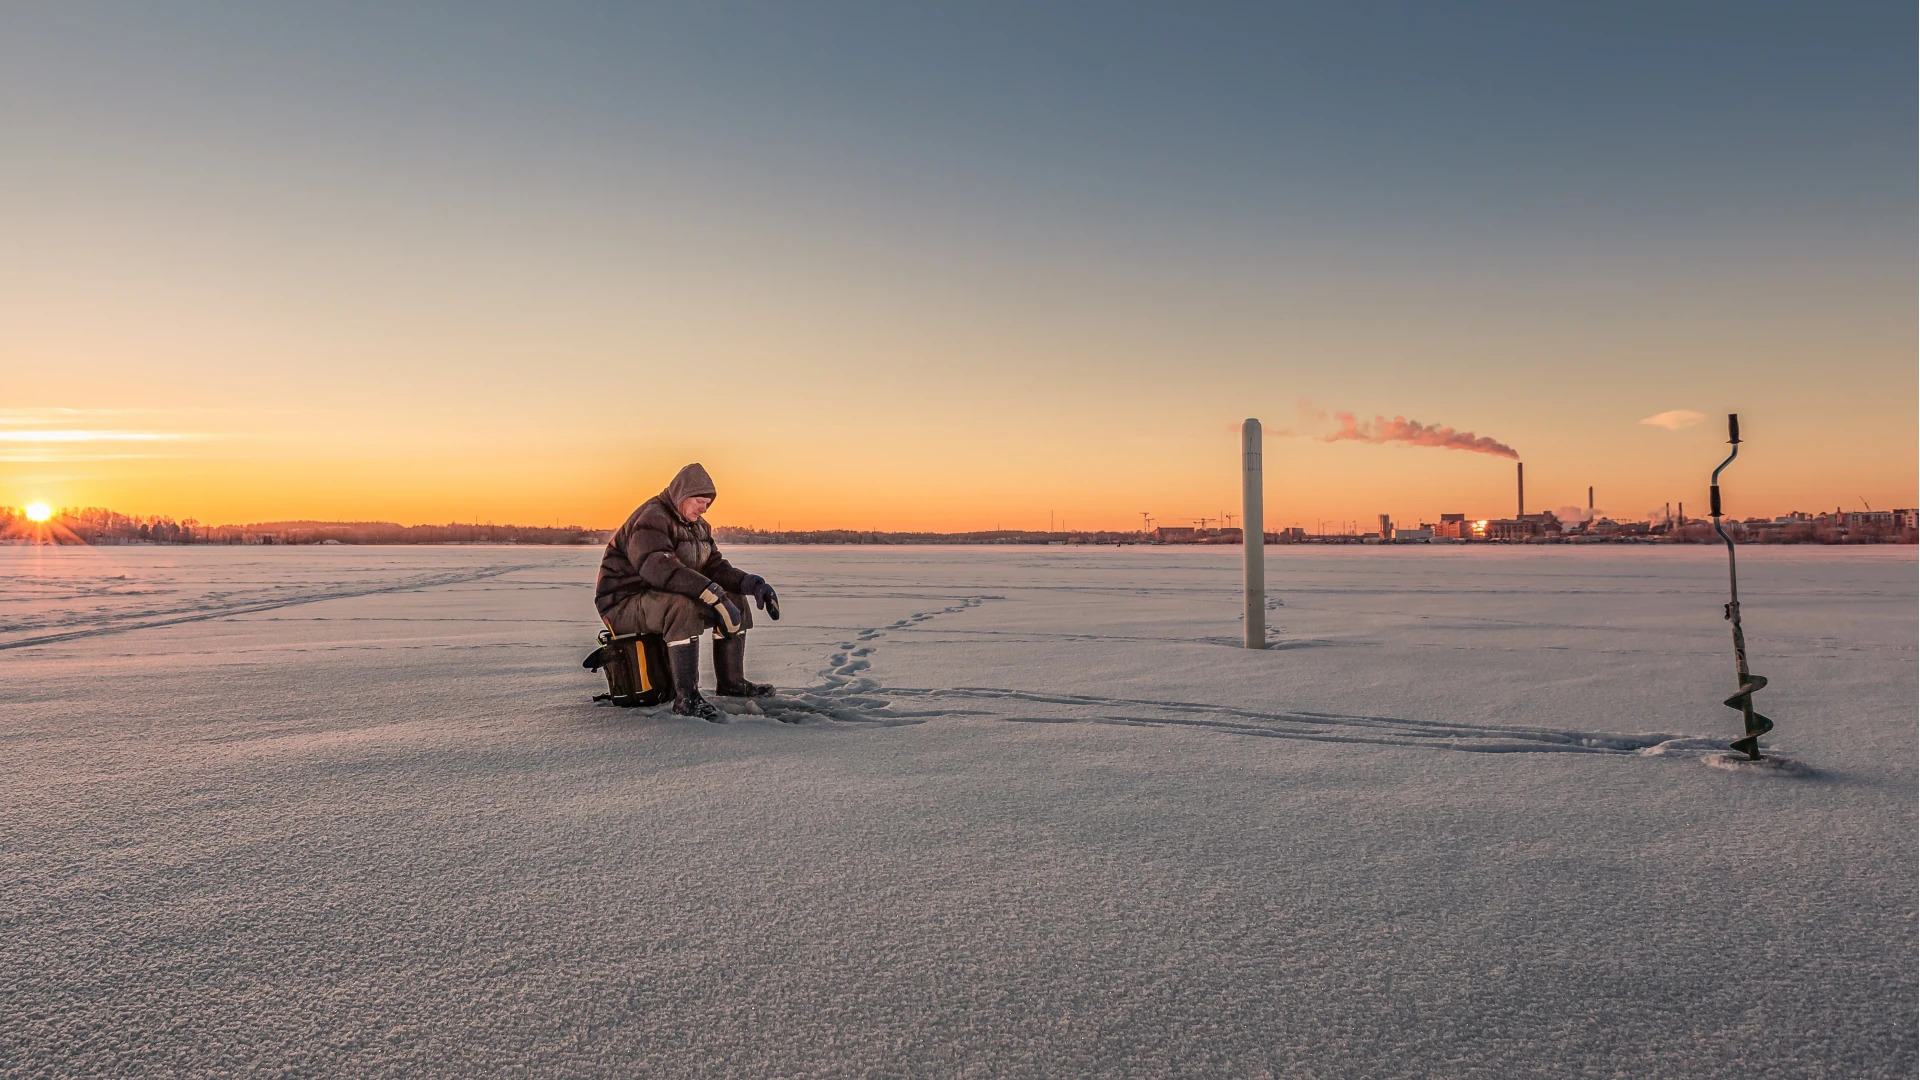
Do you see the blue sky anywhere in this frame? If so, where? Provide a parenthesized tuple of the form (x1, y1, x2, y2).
(3, 1, 1912, 527)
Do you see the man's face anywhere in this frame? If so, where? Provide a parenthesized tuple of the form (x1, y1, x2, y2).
(678, 495, 713, 521)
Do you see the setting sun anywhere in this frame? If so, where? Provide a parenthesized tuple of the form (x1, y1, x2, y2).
(24, 502, 51, 523)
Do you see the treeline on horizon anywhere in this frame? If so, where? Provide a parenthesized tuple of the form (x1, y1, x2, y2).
(0, 507, 600, 546)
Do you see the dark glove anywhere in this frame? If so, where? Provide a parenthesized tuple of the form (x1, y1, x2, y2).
(739, 574, 781, 621)
(698, 583, 746, 636)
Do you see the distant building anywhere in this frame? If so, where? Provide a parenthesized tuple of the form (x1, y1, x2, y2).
(1844, 511, 1896, 533)
(1393, 527, 1432, 542)
(1154, 526, 1196, 542)
(1485, 518, 1537, 541)
(1429, 514, 1472, 540)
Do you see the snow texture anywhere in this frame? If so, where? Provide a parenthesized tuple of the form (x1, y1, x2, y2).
(2, 544, 1914, 1078)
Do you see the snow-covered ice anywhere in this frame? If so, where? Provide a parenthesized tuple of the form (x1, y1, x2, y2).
(3, 544, 1914, 1078)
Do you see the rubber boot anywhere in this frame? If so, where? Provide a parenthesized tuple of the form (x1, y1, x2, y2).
(668, 639, 724, 722)
(713, 633, 775, 697)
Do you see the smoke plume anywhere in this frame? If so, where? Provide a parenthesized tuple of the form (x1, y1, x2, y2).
(1322, 412, 1519, 459)
(1640, 409, 1705, 431)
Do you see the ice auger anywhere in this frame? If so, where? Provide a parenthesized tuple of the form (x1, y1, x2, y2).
(1709, 413, 1774, 760)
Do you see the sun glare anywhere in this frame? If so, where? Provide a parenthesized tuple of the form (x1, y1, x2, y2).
(24, 501, 51, 522)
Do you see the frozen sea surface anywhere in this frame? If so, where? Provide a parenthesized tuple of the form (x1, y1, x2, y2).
(2, 544, 1914, 1078)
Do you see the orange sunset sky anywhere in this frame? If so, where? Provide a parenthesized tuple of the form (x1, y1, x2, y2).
(4, 5, 1913, 533)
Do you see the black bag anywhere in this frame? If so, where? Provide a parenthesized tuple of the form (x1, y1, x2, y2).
(583, 629, 673, 707)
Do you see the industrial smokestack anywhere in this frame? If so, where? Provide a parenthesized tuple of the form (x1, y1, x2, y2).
(1517, 462, 1525, 519)
(1588, 486, 1594, 511)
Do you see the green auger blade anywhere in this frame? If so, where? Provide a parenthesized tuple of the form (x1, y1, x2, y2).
(1721, 674, 1769, 710)
(1723, 675, 1773, 759)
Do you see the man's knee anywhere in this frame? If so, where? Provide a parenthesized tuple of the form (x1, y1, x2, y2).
(684, 591, 752, 637)
(619, 589, 753, 641)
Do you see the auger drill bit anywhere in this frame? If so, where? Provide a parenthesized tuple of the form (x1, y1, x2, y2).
(1710, 414, 1774, 760)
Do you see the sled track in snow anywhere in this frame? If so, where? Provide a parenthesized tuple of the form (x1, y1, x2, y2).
(912, 686, 1715, 756)
(613, 590, 1740, 759)
(0, 565, 534, 652)
(766, 594, 1728, 757)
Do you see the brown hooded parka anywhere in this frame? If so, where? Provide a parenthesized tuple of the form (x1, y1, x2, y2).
(594, 463, 751, 620)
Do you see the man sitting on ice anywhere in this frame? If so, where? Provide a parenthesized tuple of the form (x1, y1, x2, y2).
(594, 463, 780, 721)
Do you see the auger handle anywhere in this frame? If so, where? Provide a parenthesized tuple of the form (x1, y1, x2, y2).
(1710, 413, 1741, 499)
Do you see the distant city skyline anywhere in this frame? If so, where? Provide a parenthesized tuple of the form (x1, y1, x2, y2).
(7, 490, 1910, 545)
(4, 3, 1912, 531)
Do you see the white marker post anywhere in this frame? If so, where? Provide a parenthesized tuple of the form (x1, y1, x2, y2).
(1242, 418, 1265, 649)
